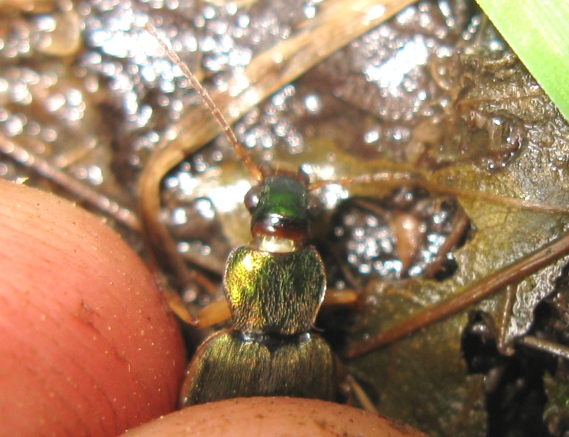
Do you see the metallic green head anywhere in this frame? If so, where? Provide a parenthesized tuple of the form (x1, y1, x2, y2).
(245, 173, 314, 241)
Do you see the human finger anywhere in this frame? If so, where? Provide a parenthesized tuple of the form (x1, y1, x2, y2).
(0, 180, 186, 436)
(122, 397, 428, 437)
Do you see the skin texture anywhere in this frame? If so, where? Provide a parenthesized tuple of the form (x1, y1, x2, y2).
(0, 179, 186, 436)
(0, 179, 427, 436)
(122, 397, 429, 437)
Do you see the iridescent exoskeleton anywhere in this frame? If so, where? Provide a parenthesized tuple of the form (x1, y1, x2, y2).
(180, 169, 335, 406)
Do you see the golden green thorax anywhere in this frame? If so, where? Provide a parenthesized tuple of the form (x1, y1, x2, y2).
(225, 246, 326, 336)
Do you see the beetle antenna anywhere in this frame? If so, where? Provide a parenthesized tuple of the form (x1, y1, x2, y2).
(144, 22, 264, 182)
(310, 171, 569, 214)
(308, 171, 414, 191)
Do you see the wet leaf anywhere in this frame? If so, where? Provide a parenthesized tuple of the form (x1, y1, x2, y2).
(342, 31, 569, 435)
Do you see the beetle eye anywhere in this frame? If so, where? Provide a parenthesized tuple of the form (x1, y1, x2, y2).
(307, 193, 322, 218)
(244, 185, 261, 212)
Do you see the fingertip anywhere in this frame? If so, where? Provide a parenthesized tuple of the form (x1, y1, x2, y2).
(122, 397, 428, 437)
(0, 180, 186, 436)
